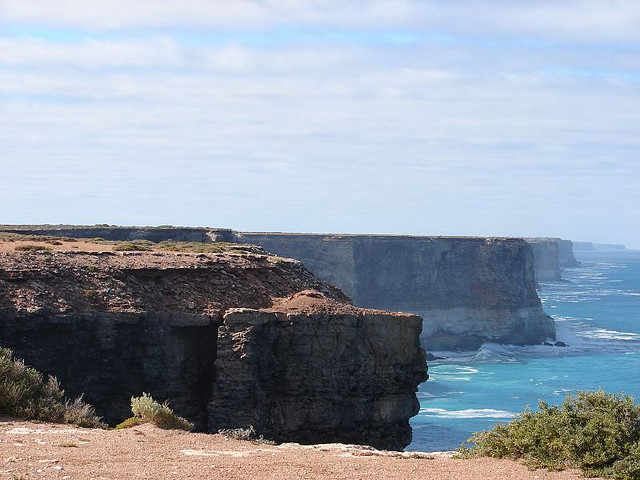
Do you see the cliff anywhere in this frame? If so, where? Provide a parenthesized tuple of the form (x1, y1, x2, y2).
(1, 226, 557, 351)
(526, 238, 579, 282)
(573, 242, 626, 251)
(234, 234, 555, 350)
(211, 291, 425, 449)
(0, 244, 426, 450)
(0, 225, 235, 243)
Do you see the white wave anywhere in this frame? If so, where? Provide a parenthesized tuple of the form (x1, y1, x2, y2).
(471, 343, 519, 363)
(577, 328, 640, 341)
(418, 408, 516, 419)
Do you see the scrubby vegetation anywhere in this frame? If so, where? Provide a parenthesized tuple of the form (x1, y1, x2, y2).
(114, 416, 145, 430)
(458, 390, 640, 479)
(112, 241, 152, 252)
(218, 425, 276, 444)
(156, 240, 260, 254)
(14, 244, 52, 252)
(0, 348, 104, 428)
(129, 393, 193, 431)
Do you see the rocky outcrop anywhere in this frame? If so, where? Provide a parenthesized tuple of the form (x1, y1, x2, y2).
(0, 248, 426, 450)
(234, 234, 555, 350)
(210, 291, 426, 450)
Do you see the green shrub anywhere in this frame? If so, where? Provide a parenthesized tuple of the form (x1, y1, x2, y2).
(218, 425, 276, 444)
(0, 348, 104, 428)
(14, 244, 52, 252)
(156, 241, 258, 254)
(459, 390, 640, 479)
(113, 242, 152, 252)
(130, 393, 193, 431)
(114, 416, 145, 429)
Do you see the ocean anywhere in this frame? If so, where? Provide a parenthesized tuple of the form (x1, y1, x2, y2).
(408, 249, 640, 452)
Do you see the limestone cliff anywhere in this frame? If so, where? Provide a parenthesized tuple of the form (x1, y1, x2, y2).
(0, 246, 426, 450)
(526, 238, 579, 282)
(211, 291, 425, 450)
(557, 239, 579, 268)
(234, 234, 555, 350)
(526, 239, 562, 282)
(1, 226, 558, 351)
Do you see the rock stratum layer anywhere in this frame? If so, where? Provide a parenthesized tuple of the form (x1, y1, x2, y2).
(0, 247, 426, 450)
(234, 234, 556, 350)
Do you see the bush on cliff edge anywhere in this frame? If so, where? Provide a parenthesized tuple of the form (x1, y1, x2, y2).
(458, 390, 640, 479)
(0, 347, 104, 428)
(128, 392, 193, 431)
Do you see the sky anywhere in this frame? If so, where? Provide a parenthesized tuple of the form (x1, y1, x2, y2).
(1, 1, 639, 248)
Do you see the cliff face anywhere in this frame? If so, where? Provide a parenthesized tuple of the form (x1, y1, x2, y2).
(0, 248, 425, 450)
(211, 292, 426, 450)
(526, 239, 562, 282)
(557, 239, 579, 268)
(526, 238, 579, 282)
(234, 234, 555, 350)
(1, 226, 559, 351)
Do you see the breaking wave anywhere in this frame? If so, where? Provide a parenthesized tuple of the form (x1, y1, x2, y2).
(418, 408, 516, 419)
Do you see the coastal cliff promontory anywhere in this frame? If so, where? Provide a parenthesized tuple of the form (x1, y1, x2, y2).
(0, 240, 426, 450)
(234, 234, 555, 350)
(1, 226, 558, 351)
(526, 238, 579, 282)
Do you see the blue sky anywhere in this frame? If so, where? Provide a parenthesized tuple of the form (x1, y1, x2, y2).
(1, 1, 639, 248)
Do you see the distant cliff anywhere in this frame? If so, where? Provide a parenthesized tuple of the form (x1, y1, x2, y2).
(574, 242, 627, 251)
(234, 234, 555, 350)
(526, 238, 579, 282)
(0, 225, 235, 243)
(0, 247, 426, 450)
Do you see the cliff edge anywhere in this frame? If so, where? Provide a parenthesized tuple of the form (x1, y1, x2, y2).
(0, 239, 426, 450)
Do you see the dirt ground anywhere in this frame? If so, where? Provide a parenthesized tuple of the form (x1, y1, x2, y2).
(0, 419, 600, 480)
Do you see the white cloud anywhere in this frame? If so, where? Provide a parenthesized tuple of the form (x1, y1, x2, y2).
(4, 0, 640, 42)
(1, 1, 639, 246)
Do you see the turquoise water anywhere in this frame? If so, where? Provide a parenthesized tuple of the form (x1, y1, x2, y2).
(408, 249, 640, 452)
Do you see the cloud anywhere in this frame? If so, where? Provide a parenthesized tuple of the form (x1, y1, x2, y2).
(0, 36, 185, 67)
(1, 1, 639, 246)
(4, 0, 640, 43)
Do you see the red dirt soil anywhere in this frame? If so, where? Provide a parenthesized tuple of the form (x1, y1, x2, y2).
(0, 418, 601, 480)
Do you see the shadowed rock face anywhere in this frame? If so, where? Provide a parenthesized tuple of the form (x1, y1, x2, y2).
(210, 294, 427, 451)
(234, 234, 556, 350)
(0, 311, 218, 428)
(0, 249, 426, 450)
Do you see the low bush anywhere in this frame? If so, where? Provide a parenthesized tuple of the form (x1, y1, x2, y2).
(130, 393, 193, 431)
(112, 242, 151, 252)
(458, 390, 640, 479)
(114, 416, 145, 430)
(156, 241, 259, 254)
(14, 244, 51, 252)
(0, 348, 104, 428)
(218, 425, 276, 444)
